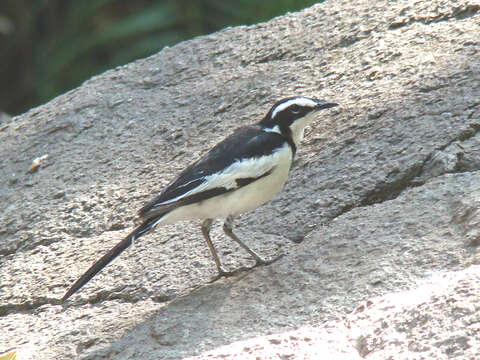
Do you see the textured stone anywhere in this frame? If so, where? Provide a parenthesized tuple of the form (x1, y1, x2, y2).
(1, 0, 480, 359)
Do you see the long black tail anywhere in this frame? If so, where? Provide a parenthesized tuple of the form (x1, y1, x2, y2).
(62, 216, 162, 302)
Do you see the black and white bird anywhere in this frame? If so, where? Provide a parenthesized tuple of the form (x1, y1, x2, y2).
(62, 96, 338, 301)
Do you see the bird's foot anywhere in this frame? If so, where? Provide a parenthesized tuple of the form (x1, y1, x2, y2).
(208, 253, 285, 283)
(208, 267, 240, 283)
(254, 253, 285, 266)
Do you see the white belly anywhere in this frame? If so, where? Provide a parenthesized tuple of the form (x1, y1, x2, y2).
(159, 145, 293, 224)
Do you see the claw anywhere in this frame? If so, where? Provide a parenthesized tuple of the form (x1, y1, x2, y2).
(208, 267, 239, 282)
(255, 253, 285, 266)
(209, 253, 284, 282)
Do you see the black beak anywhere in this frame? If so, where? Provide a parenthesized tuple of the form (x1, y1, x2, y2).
(315, 101, 338, 110)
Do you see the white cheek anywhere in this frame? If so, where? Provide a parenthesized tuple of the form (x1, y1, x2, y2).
(297, 128, 305, 143)
(290, 112, 315, 146)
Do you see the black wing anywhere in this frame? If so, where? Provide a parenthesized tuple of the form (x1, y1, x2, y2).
(139, 125, 288, 219)
(62, 126, 288, 301)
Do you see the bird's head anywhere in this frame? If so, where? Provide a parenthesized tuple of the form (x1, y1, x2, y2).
(259, 96, 338, 147)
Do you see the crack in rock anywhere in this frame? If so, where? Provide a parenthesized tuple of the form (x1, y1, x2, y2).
(333, 120, 480, 221)
(0, 297, 61, 317)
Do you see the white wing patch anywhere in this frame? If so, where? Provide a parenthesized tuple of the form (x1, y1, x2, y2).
(158, 143, 292, 205)
(271, 97, 318, 119)
(262, 125, 281, 134)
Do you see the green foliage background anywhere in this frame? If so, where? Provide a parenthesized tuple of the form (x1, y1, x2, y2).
(0, 0, 320, 115)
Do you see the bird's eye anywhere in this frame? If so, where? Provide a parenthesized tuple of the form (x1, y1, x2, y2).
(290, 105, 301, 114)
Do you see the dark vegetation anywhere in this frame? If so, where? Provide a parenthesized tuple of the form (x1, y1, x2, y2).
(0, 0, 319, 116)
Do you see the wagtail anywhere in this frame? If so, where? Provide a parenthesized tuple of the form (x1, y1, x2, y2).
(62, 96, 338, 301)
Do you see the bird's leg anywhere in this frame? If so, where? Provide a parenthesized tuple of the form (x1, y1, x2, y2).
(201, 218, 235, 279)
(223, 215, 284, 267)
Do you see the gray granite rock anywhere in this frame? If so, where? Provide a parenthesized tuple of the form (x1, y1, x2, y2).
(1, 0, 479, 358)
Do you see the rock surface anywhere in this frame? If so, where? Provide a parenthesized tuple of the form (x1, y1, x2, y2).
(1, 0, 480, 359)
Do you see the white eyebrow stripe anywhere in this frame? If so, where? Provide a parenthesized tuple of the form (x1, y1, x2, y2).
(271, 98, 317, 119)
